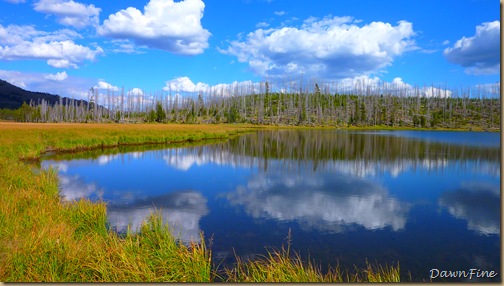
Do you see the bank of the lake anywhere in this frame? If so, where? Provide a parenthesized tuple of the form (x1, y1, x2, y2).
(0, 122, 252, 282)
(3, 121, 492, 282)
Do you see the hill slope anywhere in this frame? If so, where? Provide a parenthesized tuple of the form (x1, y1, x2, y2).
(0, 79, 66, 109)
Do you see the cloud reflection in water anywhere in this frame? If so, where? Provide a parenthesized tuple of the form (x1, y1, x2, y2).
(107, 191, 209, 243)
(59, 173, 103, 201)
(226, 171, 410, 233)
(439, 182, 500, 235)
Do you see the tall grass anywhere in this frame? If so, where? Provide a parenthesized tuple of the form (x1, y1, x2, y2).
(0, 122, 403, 282)
(222, 231, 401, 282)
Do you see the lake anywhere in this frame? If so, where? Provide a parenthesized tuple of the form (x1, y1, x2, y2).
(42, 129, 500, 282)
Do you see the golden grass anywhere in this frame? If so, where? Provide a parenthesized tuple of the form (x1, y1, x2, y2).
(0, 122, 257, 282)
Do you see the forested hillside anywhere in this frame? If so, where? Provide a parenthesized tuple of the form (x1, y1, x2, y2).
(0, 80, 500, 130)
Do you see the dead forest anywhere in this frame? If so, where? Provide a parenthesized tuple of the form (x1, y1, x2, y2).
(1, 80, 500, 130)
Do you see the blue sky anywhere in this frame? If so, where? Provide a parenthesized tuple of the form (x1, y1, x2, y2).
(0, 0, 500, 99)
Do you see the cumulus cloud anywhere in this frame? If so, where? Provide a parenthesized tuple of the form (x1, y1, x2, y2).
(335, 75, 451, 97)
(220, 16, 416, 79)
(164, 75, 454, 99)
(0, 24, 103, 68)
(128, 87, 144, 96)
(444, 21, 500, 75)
(44, 71, 68, 81)
(94, 80, 119, 91)
(421, 86, 452, 98)
(163, 76, 261, 96)
(33, 0, 101, 29)
(211, 80, 261, 96)
(163, 76, 210, 93)
(98, 0, 211, 55)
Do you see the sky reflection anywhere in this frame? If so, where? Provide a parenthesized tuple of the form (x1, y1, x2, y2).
(107, 191, 209, 243)
(439, 182, 500, 235)
(226, 170, 410, 232)
(41, 130, 500, 282)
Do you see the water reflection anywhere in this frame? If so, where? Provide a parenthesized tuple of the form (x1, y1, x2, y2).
(226, 171, 410, 232)
(59, 173, 103, 201)
(439, 182, 500, 235)
(41, 129, 500, 282)
(107, 191, 208, 243)
(161, 130, 499, 178)
(225, 130, 499, 176)
(97, 154, 120, 165)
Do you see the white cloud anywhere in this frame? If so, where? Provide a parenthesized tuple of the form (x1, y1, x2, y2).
(109, 39, 145, 54)
(163, 76, 210, 93)
(0, 24, 103, 68)
(128, 87, 144, 96)
(391, 77, 411, 88)
(421, 86, 452, 98)
(221, 16, 416, 79)
(326, 75, 451, 98)
(33, 0, 101, 29)
(98, 0, 211, 55)
(444, 21, 500, 75)
(163, 75, 455, 99)
(95, 80, 119, 91)
(45, 71, 68, 81)
(46, 59, 77, 68)
(274, 10, 286, 16)
(211, 80, 260, 96)
(163, 76, 261, 96)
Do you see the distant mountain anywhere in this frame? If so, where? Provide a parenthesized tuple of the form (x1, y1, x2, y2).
(0, 79, 90, 109)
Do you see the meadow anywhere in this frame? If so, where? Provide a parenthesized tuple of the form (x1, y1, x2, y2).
(0, 122, 401, 282)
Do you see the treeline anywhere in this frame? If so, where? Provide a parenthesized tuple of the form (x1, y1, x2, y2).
(1, 81, 500, 130)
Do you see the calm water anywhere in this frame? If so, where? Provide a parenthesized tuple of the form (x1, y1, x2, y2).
(42, 130, 501, 282)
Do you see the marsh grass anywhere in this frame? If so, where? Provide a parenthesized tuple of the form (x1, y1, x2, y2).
(0, 122, 403, 282)
(222, 231, 401, 282)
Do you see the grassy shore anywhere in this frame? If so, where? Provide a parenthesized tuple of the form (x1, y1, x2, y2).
(0, 122, 403, 282)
